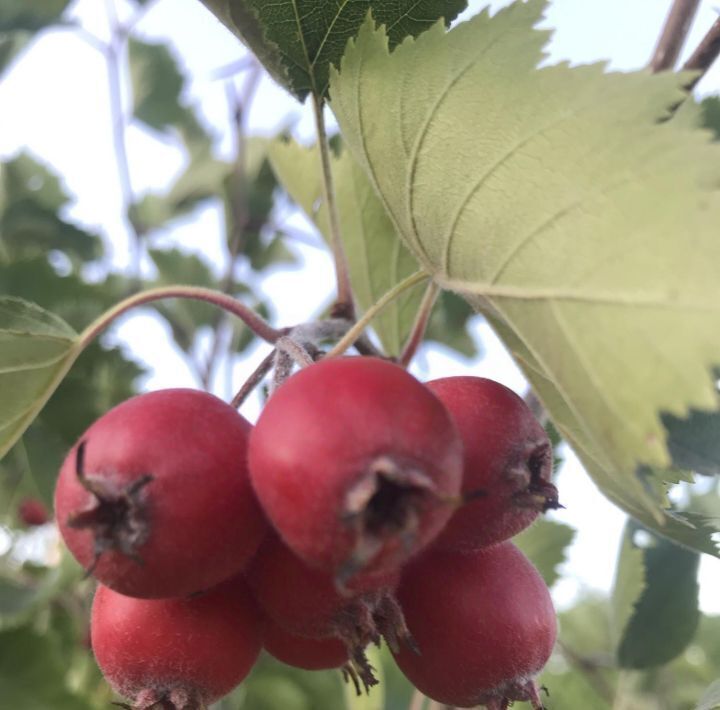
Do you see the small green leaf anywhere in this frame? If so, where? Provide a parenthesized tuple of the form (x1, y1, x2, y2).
(697, 680, 720, 710)
(330, 3, 720, 554)
(611, 524, 645, 649)
(663, 407, 720, 476)
(0, 153, 101, 263)
(0, 297, 81, 460)
(343, 645, 384, 710)
(197, 0, 467, 100)
(269, 138, 423, 355)
(425, 290, 479, 357)
(513, 518, 575, 588)
(0, 553, 82, 627)
(129, 38, 209, 138)
(701, 97, 720, 140)
(616, 522, 700, 669)
(0, 1, 70, 31)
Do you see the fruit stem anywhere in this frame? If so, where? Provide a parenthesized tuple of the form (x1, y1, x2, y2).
(78, 286, 283, 350)
(326, 271, 430, 359)
(231, 348, 276, 409)
(399, 280, 439, 368)
(312, 93, 355, 318)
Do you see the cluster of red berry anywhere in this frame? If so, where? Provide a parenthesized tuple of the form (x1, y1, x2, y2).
(53, 356, 560, 710)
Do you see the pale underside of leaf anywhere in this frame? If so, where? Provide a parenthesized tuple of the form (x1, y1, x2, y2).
(0, 298, 81, 459)
(329, 0, 720, 554)
(269, 138, 423, 355)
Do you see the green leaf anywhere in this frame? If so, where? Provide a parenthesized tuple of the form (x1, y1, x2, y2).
(0, 2, 70, 78)
(611, 523, 645, 649)
(0, 1, 70, 31)
(663, 407, 720, 476)
(330, 3, 720, 553)
(425, 290, 479, 357)
(701, 97, 720, 141)
(0, 33, 28, 76)
(197, 0, 467, 100)
(129, 38, 209, 140)
(0, 153, 101, 263)
(513, 518, 575, 588)
(269, 138, 423, 355)
(343, 645, 384, 710)
(0, 297, 81, 461)
(616, 521, 700, 669)
(0, 624, 95, 709)
(0, 553, 82, 627)
(697, 680, 720, 710)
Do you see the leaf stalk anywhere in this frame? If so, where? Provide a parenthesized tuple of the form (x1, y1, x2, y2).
(326, 271, 429, 359)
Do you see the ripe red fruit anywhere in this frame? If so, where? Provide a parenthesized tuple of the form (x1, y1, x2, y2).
(54, 389, 267, 598)
(247, 533, 406, 689)
(18, 497, 49, 526)
(393, 542, 556, 709)
(426, 377, 558, 550)
(248, 357, 463, 583)
(263, 619, 349, 671)
(91, 577, 262, 709)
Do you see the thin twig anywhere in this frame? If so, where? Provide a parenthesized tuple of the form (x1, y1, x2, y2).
(230, 349, 276, 409)
(649, 0, 701, 72)
(399, 281, 439, 368)
(201, 63, 262, 390)
(104, 0, 142, 285)
(311, 93, 355, 318)
(682, 16, 720, 90)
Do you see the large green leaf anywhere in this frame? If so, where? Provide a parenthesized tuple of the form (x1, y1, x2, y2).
(330, 2, 720, 553)
(197, 0, 467, 100)
(0, 298, 81, 460)
(269, 138, 423, 355)
(616, 522, 700, 669)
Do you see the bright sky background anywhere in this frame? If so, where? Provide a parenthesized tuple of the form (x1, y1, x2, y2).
(1, 0, 719, 611)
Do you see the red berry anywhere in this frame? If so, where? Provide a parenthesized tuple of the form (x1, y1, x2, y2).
(393, 542, 556, 708)
(427, 377, 558, 550)
(54, 389, 267, 598)
(263, 619, 349, 671)
(18, 497, 49, 526)
(249, 357, 463, 583)
(247, 533, 406, 690)
(91, 577, 262, 709)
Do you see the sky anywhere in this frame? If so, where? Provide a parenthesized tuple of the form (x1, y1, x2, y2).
(0, 0, 719, 611)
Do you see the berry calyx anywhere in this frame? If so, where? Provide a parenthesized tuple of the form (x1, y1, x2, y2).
(91, 577, 262, 709)
(426, 377, 559, 550)
(248, 357, 463, 583)
(393, 542, 556, 708)
(55, 389, 267, 598)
